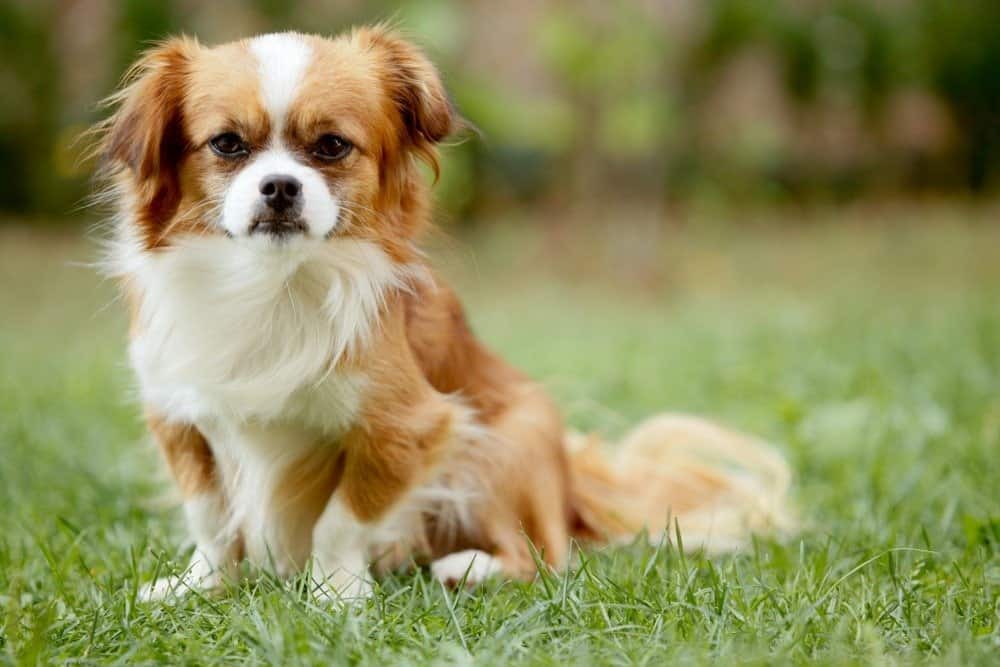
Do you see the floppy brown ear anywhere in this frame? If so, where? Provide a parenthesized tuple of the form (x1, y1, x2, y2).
(101, 37, 196, 243)
(102, 37, 195, 184)
(362, 27, 458, 156)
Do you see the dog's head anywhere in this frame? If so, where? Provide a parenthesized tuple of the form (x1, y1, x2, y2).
(101, 28, 456, 252)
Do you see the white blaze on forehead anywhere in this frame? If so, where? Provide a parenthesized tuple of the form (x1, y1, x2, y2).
(233, 34, 340, 241)
(249, 33, 312, 129)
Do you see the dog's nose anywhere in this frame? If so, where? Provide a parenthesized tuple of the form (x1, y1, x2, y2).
(259, 174, 302, 212)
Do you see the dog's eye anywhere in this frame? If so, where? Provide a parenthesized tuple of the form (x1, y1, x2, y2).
(312, 134, 352, 161)
(209, 133, 249, 158)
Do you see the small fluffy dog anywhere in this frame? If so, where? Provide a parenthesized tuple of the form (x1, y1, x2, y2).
(97, 27, 792, 601)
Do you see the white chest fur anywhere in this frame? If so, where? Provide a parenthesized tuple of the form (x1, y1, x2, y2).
(117, 233, 412, 570)
(122, 234, 404, 426)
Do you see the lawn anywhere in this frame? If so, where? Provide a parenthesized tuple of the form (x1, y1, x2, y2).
(1, 204, 998, 665)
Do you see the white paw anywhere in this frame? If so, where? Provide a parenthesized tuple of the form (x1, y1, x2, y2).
(430, 550, 502, 587)
(138, 556, 224, 601)
(139, 572, 221, 601)
(312, 568, 373, 606)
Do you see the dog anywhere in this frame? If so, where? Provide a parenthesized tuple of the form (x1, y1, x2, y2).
(96, 26, 793, 602)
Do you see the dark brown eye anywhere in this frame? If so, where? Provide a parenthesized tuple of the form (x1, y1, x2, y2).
(209, 133, 249, 158)
(312, 134, 352, 161)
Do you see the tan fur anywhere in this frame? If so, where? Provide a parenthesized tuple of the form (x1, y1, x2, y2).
(337, 294, 469, 522)
(101, 38, 197, 248)
(566, 416, 795, 552)
(100, 27, 793, 589)
(146, 413, 217, 497)
(269, 446, 345, 563)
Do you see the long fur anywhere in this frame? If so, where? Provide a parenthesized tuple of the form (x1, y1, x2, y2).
(111, 231, 419, 425)
(568, 415, 795, 553)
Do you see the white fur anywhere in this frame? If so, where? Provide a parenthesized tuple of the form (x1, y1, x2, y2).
(431, 550, 502, 586)
(249, 33, 311, 131)
(140, 491, 237, 599)
(311, 498, 373, 603)
(220, 33, 340, 239)
(121, 233, 407, 425)
(223, 36, 338, 240)
(200, 419, 328, 575)
(221, 149, 341, 239)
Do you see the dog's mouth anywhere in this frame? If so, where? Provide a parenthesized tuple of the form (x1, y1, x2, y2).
(248, 216, 308, 239)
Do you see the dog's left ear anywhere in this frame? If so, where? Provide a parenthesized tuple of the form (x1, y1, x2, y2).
(363, 27, 459, 159)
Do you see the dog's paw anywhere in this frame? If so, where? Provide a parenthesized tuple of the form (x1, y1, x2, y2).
(312, 569, 373, 606)
(430, 549, 502, 587)
(138, 572, 220, 602)
(138, 556, 225, 602)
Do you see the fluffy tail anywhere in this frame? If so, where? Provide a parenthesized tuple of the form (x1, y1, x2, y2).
(567, 414, 795, 553)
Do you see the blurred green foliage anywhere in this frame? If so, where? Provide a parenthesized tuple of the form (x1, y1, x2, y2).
(0, 0, 997, 221)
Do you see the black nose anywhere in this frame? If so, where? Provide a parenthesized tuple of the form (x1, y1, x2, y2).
(259, 174, 302, 212)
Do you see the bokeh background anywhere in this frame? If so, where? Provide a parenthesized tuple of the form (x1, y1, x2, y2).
(1, 0, 999, 221)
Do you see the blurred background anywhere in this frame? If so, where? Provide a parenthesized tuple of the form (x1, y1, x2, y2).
(1, 0, 999, 222)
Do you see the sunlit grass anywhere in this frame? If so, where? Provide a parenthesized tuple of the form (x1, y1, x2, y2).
(1, 207, 998, 664)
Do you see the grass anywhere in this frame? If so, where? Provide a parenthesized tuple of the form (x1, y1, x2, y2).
(1, 203, 999, 665)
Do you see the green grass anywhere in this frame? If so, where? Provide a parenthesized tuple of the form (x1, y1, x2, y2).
(1, 205, 999, 665)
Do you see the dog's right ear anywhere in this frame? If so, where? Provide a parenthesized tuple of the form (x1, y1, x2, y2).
(102, 37, 196, 183)
(99, 37, 197, 245)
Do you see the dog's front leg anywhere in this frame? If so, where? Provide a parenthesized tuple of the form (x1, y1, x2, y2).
(141, 414, 242, 600)
(311, 496, 372, 604)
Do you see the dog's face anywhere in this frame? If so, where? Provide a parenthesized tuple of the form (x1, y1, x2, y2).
(104, 29, 455, 251)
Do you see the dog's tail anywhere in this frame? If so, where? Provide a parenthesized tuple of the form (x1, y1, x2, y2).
(567, 414, 794, 553)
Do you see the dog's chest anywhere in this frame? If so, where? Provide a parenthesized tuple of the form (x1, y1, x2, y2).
(131, 331, 367, 427)
(123, 235, 396, 428)
(128, 272, 372, 570)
